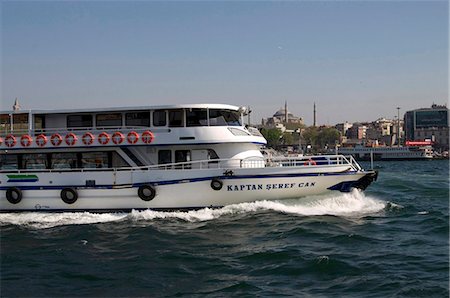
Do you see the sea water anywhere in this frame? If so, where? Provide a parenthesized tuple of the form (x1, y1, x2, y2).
(1, 160, 448, 297)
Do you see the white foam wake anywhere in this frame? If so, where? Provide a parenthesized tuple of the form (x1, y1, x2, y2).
(0, 190, 387, 229)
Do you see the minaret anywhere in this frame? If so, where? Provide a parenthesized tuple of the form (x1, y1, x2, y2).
(13, 98, 21, 111)
(285, 101, 288, 123)
(313, 102, 316, 127)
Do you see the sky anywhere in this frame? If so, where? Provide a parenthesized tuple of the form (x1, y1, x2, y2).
(1, 1, 448, 125)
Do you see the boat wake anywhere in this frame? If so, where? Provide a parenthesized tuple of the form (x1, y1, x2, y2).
(0, 190, 387, 229)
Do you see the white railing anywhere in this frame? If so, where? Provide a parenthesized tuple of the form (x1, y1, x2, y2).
(0, 155, 363, 174)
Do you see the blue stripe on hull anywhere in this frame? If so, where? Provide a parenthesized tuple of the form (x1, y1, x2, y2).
(0, 171, 359, 191)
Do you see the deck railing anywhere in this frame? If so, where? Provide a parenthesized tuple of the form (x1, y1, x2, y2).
(0, 155, 362, 174)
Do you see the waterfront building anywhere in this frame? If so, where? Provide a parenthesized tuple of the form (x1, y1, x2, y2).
(404, 104, 449, 150)
(261, 102, 304, 128)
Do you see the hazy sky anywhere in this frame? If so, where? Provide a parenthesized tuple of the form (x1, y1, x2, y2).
(1, 1, 448, 125)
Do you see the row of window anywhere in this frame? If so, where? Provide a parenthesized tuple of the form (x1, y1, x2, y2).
(66, 109, 241, 128)
(0, 152, 128, 170)
(0, 149, 220, 170)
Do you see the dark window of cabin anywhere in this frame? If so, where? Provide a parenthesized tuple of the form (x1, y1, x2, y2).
(207, 149, 219, 160)
(67, 114, 93, 128)
(0, 154, 18, 170)
(175, 150, 191, 169)
(169, 110, 184, 127)
(158, 150, 172, 165)
(12, 113, 29, 133)
(186, 109, 208, 127)
(22, 153, 48, 169)
(126, 112, 150, 127)
(51, 153, 78, 169)
(81, 152, 109, 169)
(1, 114, 10, 133)
(34, 115, 45, 131)
(209, 109, 241, 126)
(153, 110, 167, 127)
(96, 113, 122, 127)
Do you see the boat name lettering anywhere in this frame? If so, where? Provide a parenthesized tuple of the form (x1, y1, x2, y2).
(226, 182, 315, 191)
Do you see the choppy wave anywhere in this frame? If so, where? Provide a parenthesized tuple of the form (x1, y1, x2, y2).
(0, 190, 387, 229)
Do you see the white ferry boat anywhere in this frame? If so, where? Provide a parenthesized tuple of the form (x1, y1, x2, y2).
(337, 143, 433, 161)
(0, 104, 377, 212)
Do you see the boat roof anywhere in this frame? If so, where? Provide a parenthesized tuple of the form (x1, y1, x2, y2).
(0, 103, 241, 115)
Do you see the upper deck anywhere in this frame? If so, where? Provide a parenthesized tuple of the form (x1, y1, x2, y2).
(0, 104, 266, 150)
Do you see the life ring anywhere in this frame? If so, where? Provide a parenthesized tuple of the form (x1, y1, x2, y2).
(65, 133, 78, 146)
(5, 134, 16, 147)
(112, 132, 125, 145)
(60, 188, 78, 204)
(0, 137, 3, 146)
(127, 131, 139, 144)
(6, 187, 22, 204)
(98, 132, 110, 145)
(35, 134, 47, 147)
(20, 134, 33, 147)
(51, 133, 63, 146)
(210, 178, 223, 191)
(304, 159, 317, 166)
(82, 132, 94, 146)
(138, 185, 156, 201)
(141, 130, 154, 144)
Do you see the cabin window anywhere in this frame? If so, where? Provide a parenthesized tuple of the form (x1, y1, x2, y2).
(67, 114, 93, 128)
(34, 115, 45, 132)
(169, 110, 184, 127)
(12, 114, 29, 133)
(0, 114, 10, 133)
(126, 112, 150, 127)
(186, 109, 208, 127)
(209, 109, 241, 126)
(81, 152, 109, 169)
(96, 113, 122, 127)
(51, 153, 78, 169)
(112, 152, 129, 168)
(158, 150, 172, 165)
(207, 149, 219, 160)
(0, 154, 18, 170)
(175, 150, 191, 169)
(153, 110, 167, 127)
(22, 153, 48, 169)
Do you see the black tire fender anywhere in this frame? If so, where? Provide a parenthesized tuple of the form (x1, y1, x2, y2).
(210, 178, 223, 191)
(61, 188, 78, 204)
(138, 185, 156, 201)
(6, 187, 22, 204)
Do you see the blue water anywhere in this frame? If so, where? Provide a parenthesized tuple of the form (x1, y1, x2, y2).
(1, 160, 448, 297)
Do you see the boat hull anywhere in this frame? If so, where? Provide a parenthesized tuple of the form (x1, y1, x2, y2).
(0, 167, 376, 212)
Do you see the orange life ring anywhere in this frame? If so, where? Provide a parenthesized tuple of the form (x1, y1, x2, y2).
(5, 134, 16, 147)
(65, 133, 78, 146)
(35, 134, 47, 147)
(82, 132, 94, 145)
(98, 132, 110, 145)
(0, 137, 3, 146)
(141, 130, 154, 144)
(304, 159, 317, 166)
(127, 131, 139, 144)
(51, 133, 63, 146)
(112, 132, 125, 145)
(20, 134, 33, 147)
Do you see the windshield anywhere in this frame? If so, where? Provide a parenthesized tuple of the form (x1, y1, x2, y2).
(209, 109, 242, 126)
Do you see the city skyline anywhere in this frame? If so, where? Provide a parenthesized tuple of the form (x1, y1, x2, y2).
(1, 1, 448, 125)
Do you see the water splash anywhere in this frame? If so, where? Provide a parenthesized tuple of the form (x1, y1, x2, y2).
(0, 190, 387, 229)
